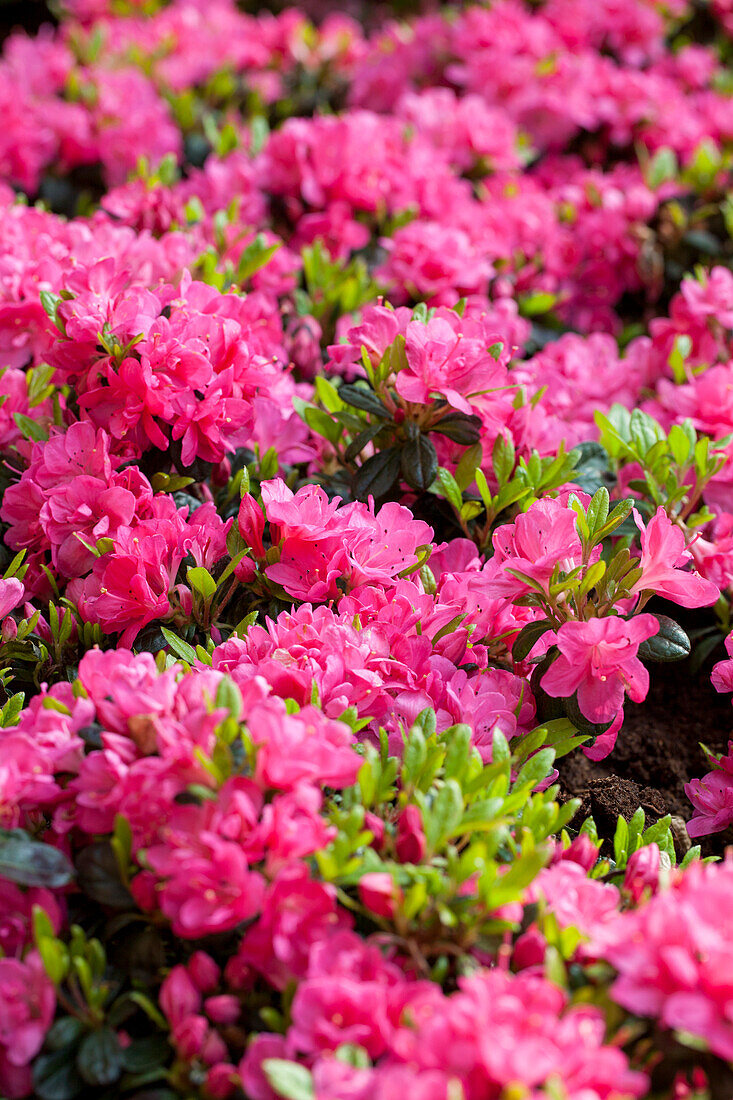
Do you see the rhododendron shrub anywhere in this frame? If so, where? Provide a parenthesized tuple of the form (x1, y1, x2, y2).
(1, 0, 733, 1096)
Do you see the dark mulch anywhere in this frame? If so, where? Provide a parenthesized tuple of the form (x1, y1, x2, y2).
(560, 648, 733, 857)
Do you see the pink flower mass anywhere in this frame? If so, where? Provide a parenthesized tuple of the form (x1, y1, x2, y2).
(0, 0, 732, 1097)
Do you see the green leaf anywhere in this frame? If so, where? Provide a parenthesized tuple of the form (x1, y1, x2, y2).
(303, 404, 342, 446)
(442, 724, 472, 781)
(425, 779, 464, 852)
(339, 384, 389, 418)
(629, 409, 664, 456)
(519, 291, 557, 316)
(585, 487, 610, 538)
(75, 842, 133, 908)
(263, 1059, 315, 1100)
(120, 1035, 171, 1074)
(215, 677, 242, 721)
(77, 1029, 123, 1087)
(34, 1049, 85, 1100)
(0, 829, 74, 888)
(614, 815, 629, 863)
(637, 614, 690, 663)
(668, 423, 692, 467)
(595, 497, 634, 541)
(642, 814, 673, 846)
(433, 467, 463, 511)
(39, 292, 66, 334)
(13, 412, 49, 442)
(512, 620, 554, 662)
(454, 442, 482, 491)
(571, 441, 614, 495)
(353, 447, 401, 501)
(577, 560, 606, 599)
(492, 433, 516, 487)
(160, 627, 197, 664)
(646, 146, 678, 189)
(564, 694, 616, 739)
(401, 434, 438, 492)
(402, 728, 427, 786)
(432, 411, 482, 445)
(187, 566, 217, 602)
(514, 748, 555, 790)
(334, 1044, 370, 1069)
(236, 233, 281, 282)
(344, 422, 383, 463)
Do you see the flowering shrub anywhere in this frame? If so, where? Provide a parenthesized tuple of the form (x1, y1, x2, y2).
(0, 0, 732, 1097)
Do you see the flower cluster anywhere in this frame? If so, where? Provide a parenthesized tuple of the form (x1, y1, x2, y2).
(0, 0, 732, 1096)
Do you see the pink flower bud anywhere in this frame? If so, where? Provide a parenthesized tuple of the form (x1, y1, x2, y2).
(623, 843, 662, 903)
(129, 870, 158, 912)
(364, 811, 385, 850)
(238, 494, 266, 558)
(205, 994, 241, 1025)
(212, 458, 232, 487)
(223, 953, 256, 992)
(173, 583, 193, 617)
(173, 1014, 208, 1060)
(188, 951, 220, 993)
(552, 835, 599, 873)
(0, 577, 24, 619)
(512, 926, 547, 971)
(358, 872, 400, 919)
(2, 616, 17, 642)
(201, 1027, 229, 1067)
(161, 967, 201, 1026)
(234, 556, 256, 583)
(206, 1063, 239, 1100)
(395, 804, 426, 863)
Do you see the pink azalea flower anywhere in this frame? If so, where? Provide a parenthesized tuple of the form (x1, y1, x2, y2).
(0, 952, 55, 1081)
(598, 859, 733, 1063)
(491, 498, 589, 598)
(630, 507, 720, 608)
(0, 578, 24, 619)
(685, 761, 733, 836)
(541, 614, 659, 724)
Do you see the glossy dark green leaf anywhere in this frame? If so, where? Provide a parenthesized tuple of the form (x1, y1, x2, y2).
(0, 829, 75, 888)
(637, 614, 690, 663)
(564, 693, 616, 739)
(512, 620, 554, 662)
(45, 1018, 86, 1053)
(400, 434, 438, 492)
(344, 421, 384, 463)
(338, 385, 389, 418)
(121, 1036, 172, 1074)
(34, 1049, 85, 1100)
(353, 447, 401, 501)
(432, 411, 482, 445)
(571, 441, 615, 495)
(75, 842, 134, 908)
(77, 1028, 124, 1087)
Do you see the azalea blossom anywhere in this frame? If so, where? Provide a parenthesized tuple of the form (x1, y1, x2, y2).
(541, 614, 659, 723)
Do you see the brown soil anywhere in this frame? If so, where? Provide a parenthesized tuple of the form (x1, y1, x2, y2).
(559, 647, 733, 857)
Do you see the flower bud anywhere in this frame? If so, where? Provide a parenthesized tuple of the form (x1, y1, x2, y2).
(623, 843, 664, 903)
(206, 1063, 239, 1100)
(395, 804, 426, 863)
(234, 556, 256, 583)
(238, 494, 266, 558)
(552, 834, 599, 873)
(205, 994, 241, 1026)
(358, 872, 400, 919)
(364, 811, 385, 850)
(188, 951, 220, 993)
